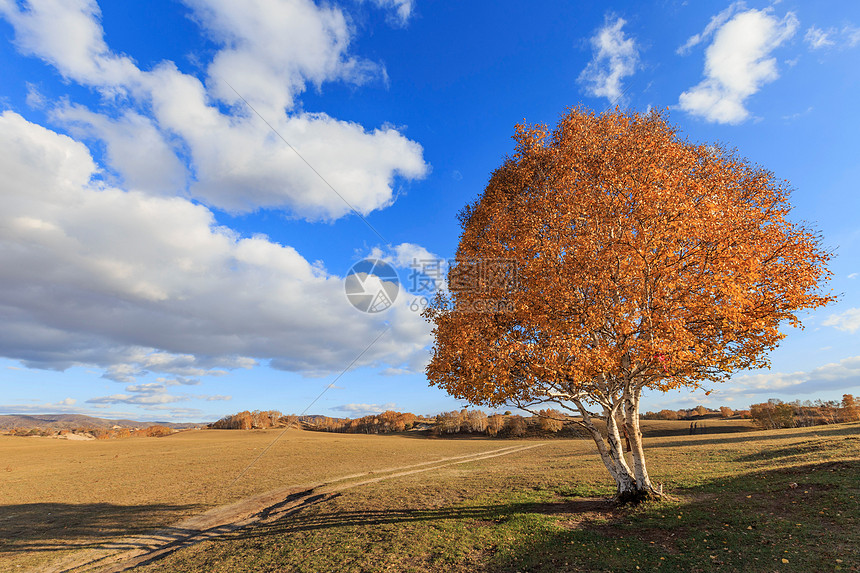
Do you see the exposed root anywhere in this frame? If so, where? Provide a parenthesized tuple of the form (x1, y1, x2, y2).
(614, 488, 673, 506)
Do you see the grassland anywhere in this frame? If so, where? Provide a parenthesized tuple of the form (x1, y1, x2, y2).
(2, 421, 858, 572)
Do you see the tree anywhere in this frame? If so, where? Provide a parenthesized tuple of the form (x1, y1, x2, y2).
(658, 409, 679, 421)
(465, 409, 488, 433)
(504, 415, 527, 437)
(841, 394, 859, 422)
(435, 411, 462, 434)
(536, 409, 565, 433)
(750, 401, 795, 429)
(487, 414, 505, 436)
(719, 406, 734, 418)
(425, 107, 834, 502)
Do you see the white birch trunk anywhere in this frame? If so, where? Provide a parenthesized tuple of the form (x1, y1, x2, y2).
(574, 399, 637, 497)
(625, 387, 656, 494)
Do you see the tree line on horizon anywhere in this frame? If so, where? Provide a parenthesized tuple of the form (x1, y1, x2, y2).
(8, 395, 855, 439)
(204, 395, 860, 436)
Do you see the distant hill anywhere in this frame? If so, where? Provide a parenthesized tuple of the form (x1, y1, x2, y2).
(0, 414, 203, 431)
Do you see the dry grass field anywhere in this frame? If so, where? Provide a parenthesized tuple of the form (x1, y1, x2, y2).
(0, 429, 514, 571)
(1, 420, 858, 572)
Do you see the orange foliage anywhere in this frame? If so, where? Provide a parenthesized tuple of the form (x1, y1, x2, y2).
(425, 107, 834, 499)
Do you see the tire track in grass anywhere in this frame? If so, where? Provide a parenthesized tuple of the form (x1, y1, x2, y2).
(49, 442, 546, 573)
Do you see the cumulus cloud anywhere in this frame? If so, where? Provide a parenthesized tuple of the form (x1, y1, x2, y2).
(678, 7, 798, 124)
(53, 105, 188, 195)
(0, 112, 432, 379)
(0, 0, 140, 89)
(822, 308, 860, 334)
(578, 16, 639, 104)
(185, 0, 382, 114)
(0, 0, 428, 220)
(715, 356, 860, 396)
(333, 402, 396, 416)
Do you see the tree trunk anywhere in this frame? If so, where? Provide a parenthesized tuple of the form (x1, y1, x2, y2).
(624, 387, 661, 500)
(573, 398, 641, 501)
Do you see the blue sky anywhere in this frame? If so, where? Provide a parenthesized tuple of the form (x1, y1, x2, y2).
(0, 0, 858, 422)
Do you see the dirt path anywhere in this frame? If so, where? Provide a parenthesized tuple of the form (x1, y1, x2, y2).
(46, 442, 545, 573)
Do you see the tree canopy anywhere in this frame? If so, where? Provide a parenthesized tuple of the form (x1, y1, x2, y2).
(425, 107, 834, 501)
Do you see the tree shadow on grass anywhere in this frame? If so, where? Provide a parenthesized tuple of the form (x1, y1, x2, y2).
(232, 498, 616, 540)
(182, 459, 859, 573)
(489, 459, 860, 572)
(0, 502, 201, 554)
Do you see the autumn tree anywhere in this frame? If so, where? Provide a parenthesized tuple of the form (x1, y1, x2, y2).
(719, 406, 734, 418)
(435, 411, 462, 434)
(504, 415, 527, 437)
(842, 394, 859, 422)
(465, 409, 488, 433)
(486, 414, 505, 436)
(537, 409, 565, 433)
(750, 401, 796, 429)
(425, 107, 834, 502)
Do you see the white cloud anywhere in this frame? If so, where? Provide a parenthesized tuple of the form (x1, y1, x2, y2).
(365, 242, 447, 312)
(781, 106, 813, 121)
(578, 16, 639, 104)
(362, 0, 414, 26)
(88, 393, 186, 405)
(0, 0, 140, 89)
(822, 308, 860, 334)
(391, 242, 441, 269)
(803, 24, 860, 50)
(805, 26, 835, 50)
(678, 8, 798, 124)
(140, 66, 428, 218)
(86, 389, 229, 405)
(677, 1, 745, 55)
(0, 0, 429, 220)
(848, 273, 859, 279)
(185, 0, 381, 114)
(845, 25, 860, 47)
(718, 356, 860, 396)
(0, 112, 432, 379)
(0, 399, 88, 415)
(54, 105, 188, 196)
(333, 402, 396, 416)
(125, 383, 167, 394)
(156, 377, 202, 386)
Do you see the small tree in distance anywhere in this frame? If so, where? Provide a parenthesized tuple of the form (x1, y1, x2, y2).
(425, 107, 834, 503)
